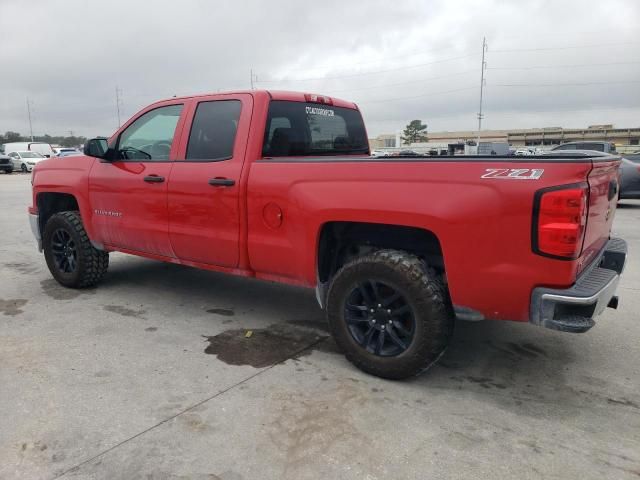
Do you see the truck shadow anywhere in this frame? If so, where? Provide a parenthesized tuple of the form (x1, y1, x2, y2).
(101, 256, 635, 419)
(417, 320, 636, 418)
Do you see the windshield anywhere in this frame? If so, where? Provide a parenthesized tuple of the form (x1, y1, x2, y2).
(262, 101, 369, 157)
(19, 151, 43, 158)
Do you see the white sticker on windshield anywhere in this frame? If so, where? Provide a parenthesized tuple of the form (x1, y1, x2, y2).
(305, 106, 334, 117)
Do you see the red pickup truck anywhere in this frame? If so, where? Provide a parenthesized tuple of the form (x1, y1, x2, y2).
(29, 90, 627, 379)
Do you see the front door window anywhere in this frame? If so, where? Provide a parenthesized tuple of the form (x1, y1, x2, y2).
(117, 104, 183, 161)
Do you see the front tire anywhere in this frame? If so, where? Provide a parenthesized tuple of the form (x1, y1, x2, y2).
(21, 163, 28, 173)
(326, 250, 453, 380)
(43, 211, 109, 288)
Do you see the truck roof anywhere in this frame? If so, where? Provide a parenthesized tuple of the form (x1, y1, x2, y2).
(149, 90, 359, 110)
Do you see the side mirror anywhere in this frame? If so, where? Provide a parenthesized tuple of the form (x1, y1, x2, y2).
(84, 137, 109, 159)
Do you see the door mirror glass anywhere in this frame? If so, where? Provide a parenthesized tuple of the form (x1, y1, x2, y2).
(84, 138, 109, 159)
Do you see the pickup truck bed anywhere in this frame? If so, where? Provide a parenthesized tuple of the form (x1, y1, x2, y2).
(28, 90, 627, 379)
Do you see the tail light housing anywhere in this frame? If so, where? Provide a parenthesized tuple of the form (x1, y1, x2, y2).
(304, 93, 333, 105)
(533, 183, 589, 259)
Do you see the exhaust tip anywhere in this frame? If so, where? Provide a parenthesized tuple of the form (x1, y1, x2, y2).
(607, 296, 619, 310)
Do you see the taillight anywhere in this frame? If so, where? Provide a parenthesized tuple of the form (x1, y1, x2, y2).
(533, 184, 588, 259)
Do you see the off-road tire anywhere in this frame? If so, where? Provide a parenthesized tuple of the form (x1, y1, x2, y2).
(326, 249, 453, 380)
(43, 211, 109, 288)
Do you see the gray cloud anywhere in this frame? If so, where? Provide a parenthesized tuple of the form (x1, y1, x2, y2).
(1, 0, 638, 138)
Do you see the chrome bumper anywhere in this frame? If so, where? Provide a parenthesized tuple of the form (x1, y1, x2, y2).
(530, 238, 627, 333)
(29, 213, 42, 252)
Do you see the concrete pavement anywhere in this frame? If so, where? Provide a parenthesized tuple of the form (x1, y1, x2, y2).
(1, 172, 638, 479)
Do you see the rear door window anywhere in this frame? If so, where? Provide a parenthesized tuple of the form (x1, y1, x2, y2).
(186, 100, 242, 161)
(262, 101, 368, 157)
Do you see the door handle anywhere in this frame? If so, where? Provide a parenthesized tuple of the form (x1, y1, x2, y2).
(144, 175, 165, 183)
(208, 178, 235, 187)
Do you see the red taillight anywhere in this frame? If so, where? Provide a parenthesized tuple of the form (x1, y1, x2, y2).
(304, 93, 333, 105)
(533, 185, 588, 259)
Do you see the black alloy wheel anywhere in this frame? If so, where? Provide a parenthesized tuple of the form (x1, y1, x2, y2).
(50, 228, 78, 274)
(344, 280, 415, 357)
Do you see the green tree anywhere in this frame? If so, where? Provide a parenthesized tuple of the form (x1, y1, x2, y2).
(3, 131, 24, 143)
(401, 120, 428, 145)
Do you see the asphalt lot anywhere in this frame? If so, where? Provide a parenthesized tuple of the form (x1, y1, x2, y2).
(1, 171, 639, 480)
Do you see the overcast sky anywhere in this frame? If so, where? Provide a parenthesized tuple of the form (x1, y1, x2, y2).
(1, 0, 638, 138)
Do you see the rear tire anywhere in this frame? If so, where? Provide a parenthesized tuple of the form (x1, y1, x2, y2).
(326, 249, 453, 380)
(43, 211, 109, 288)
(21, 163, 28, 173)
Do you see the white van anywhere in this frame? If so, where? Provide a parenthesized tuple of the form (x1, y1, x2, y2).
(1, 142, 55, 158)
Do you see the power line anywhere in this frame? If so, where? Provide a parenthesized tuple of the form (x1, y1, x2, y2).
(492, 80, 640, 87)
(491, 41, 640, 53)
(316, 69, 477, 95)
(488, 60, 640, 70)
(255, 54, 477, 83)
(271, 45, 476, 73)
(356, 86, 477, 105)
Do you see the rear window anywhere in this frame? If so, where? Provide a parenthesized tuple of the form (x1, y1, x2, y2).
(262, 101, 368, 157)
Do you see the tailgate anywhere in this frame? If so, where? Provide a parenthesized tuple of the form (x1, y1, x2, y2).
(580, 157, 621, 272)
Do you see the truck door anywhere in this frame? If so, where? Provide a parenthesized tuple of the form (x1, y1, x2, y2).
(88, 102, 186, 257)
(168, 94, 253, 267)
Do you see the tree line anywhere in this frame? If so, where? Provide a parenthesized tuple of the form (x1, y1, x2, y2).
(1, 131, 87, 148)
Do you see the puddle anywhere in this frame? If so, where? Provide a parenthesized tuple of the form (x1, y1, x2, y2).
(287, 319, 329, 333)
(203, 324, 331, 368)
(0, 298, 28, 316)
(3, 262, 40, 275)
(40, 279, 93, 300)
(207, 308, 235, 316)
(103, 305, 146, 319)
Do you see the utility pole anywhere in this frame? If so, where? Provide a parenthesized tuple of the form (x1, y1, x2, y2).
(476, 36, 487, 153)
(115, 86, 123, 128)
(250, 69, 255, 90)
(26, 98, 34, 141)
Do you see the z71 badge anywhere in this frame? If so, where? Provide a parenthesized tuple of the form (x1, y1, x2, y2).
(481, 168, 544, 180)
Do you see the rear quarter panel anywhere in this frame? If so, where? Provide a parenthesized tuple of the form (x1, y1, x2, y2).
(247, 158, 592, 321)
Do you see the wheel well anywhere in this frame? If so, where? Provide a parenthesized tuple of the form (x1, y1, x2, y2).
(317, 222, 445, 283)
(37, 193, 80, 235)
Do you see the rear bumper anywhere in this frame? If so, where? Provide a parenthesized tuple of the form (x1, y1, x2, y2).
(29, 213, 42, 252)
(530, 238, 627, 333)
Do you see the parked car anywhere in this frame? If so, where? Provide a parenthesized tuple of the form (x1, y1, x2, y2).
(57, 150, 82, 157)
(2, 142, 55, 158)
(0, 153, 13, 173)
(371, 149, 391, 157)
(619, 156, 640, 199)
(551, 141, 617, 153)
(398, 149, 419, 156)
(29, 90, 626, 379)
(54, 147, 81, 157)
(8, 151, 46, 172)
(514, 148, 535, 156)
